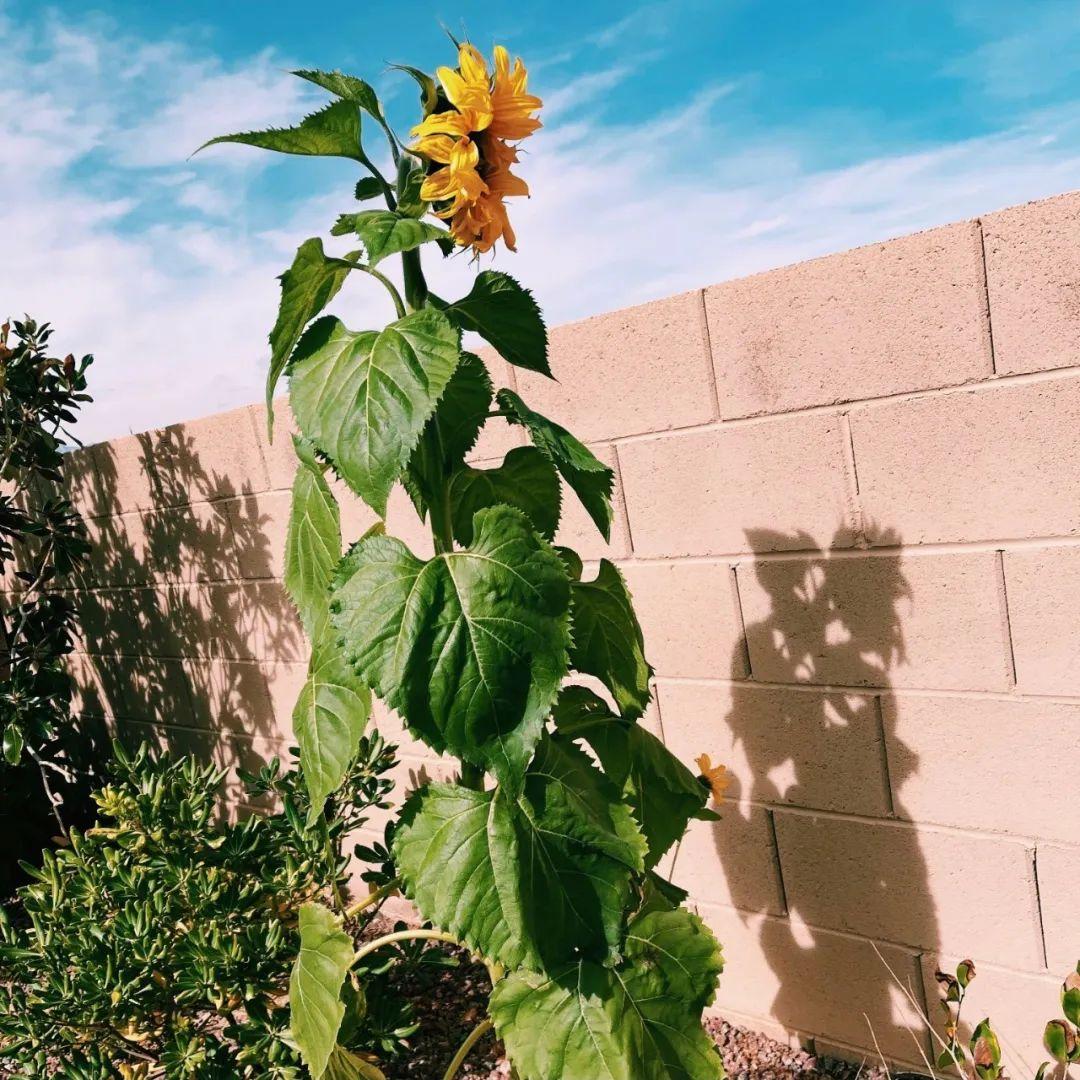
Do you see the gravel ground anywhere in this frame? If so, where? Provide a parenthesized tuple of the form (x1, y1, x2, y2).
(373, 922, 893, 1080)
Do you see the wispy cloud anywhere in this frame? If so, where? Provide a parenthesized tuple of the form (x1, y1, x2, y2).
(2, 8, 1079, 445)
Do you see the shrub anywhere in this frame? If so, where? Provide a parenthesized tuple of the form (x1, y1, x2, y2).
(201, 39, 726, 1080)
(0, 316, 95, 882)
(0, 735, 408, 1078)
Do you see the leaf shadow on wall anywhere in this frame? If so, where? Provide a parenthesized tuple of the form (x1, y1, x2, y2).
(704, 525, 939, 1065)
(68, 426, 304, 816)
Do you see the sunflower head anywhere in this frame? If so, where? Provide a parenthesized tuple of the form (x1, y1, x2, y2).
(695, 754, 731, 806)
(411, 42, 541, 256)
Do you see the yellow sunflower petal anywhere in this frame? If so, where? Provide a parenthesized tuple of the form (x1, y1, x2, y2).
(458, 43, 490, 87)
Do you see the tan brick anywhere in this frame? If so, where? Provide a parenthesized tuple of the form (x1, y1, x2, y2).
(983, 191, 1080, 376)
(619, 416, 856, 558)
(671, 806, 785, 915)
(147, 405, 269, 507)
(66, 652, 113, 717)
(90, 433, 158, 514)
(698, 901, 927, 1063)
(262, 661, 309, 740)
(852, 377, 1080, 544)
(554, 443, 631, 560)
(83, 512, 152, 587)
(111, 655, 194, 726)
(773, 811, 1043, 968)
(884, 695, 1080, 843)
(208, 581, 306, 663)
(384, 483, 434, 559)
(706, 221, 991, 417)
(514, 291, 715, 443)
(221, 490, 289, 579)
(141, 500, 238, 583)
(656, 681, 891, 818)
(183, 658, 295, 741)
(1037, 844, 1080, 972)
(325, 473, 382, 549)
(738, 551, 1010, 691)
(919, 954, 1065, 1074)
(621, 562, 746, 678)
(48, 445, 103, 519)
(252, 398, 300, 492)
(1005, 547, 1080, 695)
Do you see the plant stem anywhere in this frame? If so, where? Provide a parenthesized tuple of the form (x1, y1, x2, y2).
(352, 928, 459, 966)
(344, 877, 401, 921)
(442, 1017, 494, 1080)
(339, 260, 406, 319)
(458, 762, 485, 791)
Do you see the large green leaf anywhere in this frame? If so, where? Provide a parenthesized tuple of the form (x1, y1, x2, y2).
(496, 389, 614, 541)
(555, 687, 710, 869)
(295, 633, 372, 824)
(265, 239, 355, 428)
(324, 1047, 386, 1080)
(490, 904, 724, 1080)
(285, 437, 342, 640)
(569, 560, 652, 719)
(288, 310, 460, 516)
(449, 447, 560, 546)
(198, 99, 363, 160)
(393, 738, 644, 972)
(404, 352, 493, 517)
(290, 903, 355, 1079)
(332, 211, 447, 267)
(330, 505, 570, 781)
(444, 272, 550, 377)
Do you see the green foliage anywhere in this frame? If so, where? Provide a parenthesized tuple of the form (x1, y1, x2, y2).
(440, 271, 551, 377)
(0, 317, 96, 877)
(490, 901, 724, 1080)
(290, 904, 355, 1077)
(332, 211, 447, 268)
(0, 737, 403, 1078)
(201, 62, 723, 1080)
(330, 505, 570, 782)
(266, 240, 357, 428)
(199, 100, 365, 161)
(288, 311, 460, 516)
(496, 387, 615, 540)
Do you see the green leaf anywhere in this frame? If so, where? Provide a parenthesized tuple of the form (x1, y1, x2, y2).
(391, 64, 438, 115)
(569, 560, 652, 719)
(293, 69, 383, 118)
(324, 1046, 386, 1080)
(2, 725, 23, 765)
(393, 737, 644, 972)
(490, 904, 724, 1080)
(331, 211, 447, 268)
(290, 903, 355, 1078)
(265, 239, 355, 430)
(355, 177, 384, 201)
(1062, 985, 1080, 1026)
(554, 687, 708, 869)
(395, 161, 429, 219)
(404, 352, 494, 517)
(198, 99, 363, 160)
(285, 437, 342, 640)
(449, 447, 560, 546)
(331, 505, 570, 780)
(496, 389, 614, 541)
(1045, 1020, 1075, 1063)
(444, 272, 550, 377)
(288, 310, 460, 516)
(295, 632, 372, 824)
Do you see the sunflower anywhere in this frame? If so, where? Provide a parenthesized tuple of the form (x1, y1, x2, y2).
(695, 754, 731, 806)
(412, 43, 541, 254)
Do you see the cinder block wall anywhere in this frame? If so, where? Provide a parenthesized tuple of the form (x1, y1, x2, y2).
(40, 191, 1080, 1068)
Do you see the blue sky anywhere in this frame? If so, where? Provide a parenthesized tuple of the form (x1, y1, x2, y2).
(3, 0, 1080, 442)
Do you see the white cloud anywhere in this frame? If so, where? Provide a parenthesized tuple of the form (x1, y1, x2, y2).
(2, 11, 1079, 446)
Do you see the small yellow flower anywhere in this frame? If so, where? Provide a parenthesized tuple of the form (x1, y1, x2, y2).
(410, 42, 541, 255)
(696, 754, 731, 806)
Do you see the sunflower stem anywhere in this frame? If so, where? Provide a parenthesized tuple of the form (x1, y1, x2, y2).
(442, 1017, 494, 1080)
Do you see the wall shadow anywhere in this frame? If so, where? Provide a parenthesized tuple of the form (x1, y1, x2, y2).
(713, 524, 938, 1064)
(69, 427, 304, 808)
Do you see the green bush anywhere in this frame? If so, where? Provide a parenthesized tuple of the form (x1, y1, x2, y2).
(0, 736, 407, 1078)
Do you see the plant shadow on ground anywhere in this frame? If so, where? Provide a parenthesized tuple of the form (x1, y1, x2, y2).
(66, 424, 303, 816)
(708, 525, 939, 1068)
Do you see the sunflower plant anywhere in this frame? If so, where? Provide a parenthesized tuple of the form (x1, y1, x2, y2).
(202, 39, 724, 1080)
